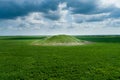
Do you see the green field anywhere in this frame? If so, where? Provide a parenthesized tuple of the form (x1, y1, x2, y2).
(0, 36, 120, 80)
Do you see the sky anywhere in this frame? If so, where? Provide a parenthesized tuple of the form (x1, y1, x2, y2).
(0, 0, 120, 35)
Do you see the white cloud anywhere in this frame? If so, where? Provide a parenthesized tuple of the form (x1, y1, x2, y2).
(48, 2, 70, 23)
(100, 0, 120, 8)
(58, 3, 69, 22)
(0, 2, 120, 35)
(73, 13, 110, 23)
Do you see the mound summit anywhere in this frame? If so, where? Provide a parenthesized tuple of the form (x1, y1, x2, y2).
(33, 35, 85, 46)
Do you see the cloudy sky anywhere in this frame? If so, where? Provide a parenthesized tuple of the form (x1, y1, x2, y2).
(0, 0, 120, 35)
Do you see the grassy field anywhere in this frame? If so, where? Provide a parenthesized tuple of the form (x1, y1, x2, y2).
(0, 36, 120, 80)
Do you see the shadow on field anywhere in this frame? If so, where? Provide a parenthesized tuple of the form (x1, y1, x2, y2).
(76, 36, 120, 43)
(0, 36, 46, 40)
(0, 36, 120, 43)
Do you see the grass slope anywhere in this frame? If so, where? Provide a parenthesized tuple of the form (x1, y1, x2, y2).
(33, 35, 84, 46)
(43, 35, 81, 43)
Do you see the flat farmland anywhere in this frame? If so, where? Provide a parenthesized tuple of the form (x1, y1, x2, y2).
(0, 36, 120, 80)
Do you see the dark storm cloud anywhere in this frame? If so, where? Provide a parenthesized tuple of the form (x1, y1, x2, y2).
(88, 7, 120, 22)
(43, 14, 60, 20)
(0, 0, 60, 20)
(67, 0, 97, 14)
(109, 8, 120, 18)
(0, 0, 120, 22)
(66, 0, 120, 22)
(0, 0, 38, 19)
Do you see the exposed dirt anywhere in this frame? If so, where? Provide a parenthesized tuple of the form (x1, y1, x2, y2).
(31, 40, 92, 46)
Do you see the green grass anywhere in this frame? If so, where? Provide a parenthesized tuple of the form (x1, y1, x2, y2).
(76, 36, 120, 43)
(33, 35, 84, 46)
(0, 36, 120, 80)
(43, 35, 81, 43)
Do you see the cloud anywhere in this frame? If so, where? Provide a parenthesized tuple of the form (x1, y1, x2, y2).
(0, 0, 59, 20)
(0, 0, 119, 21)
(100, 0, 120, 8)
(0, 0, 120, 35)
(67, 0, 98, 14)
(73, 13, 110, 23)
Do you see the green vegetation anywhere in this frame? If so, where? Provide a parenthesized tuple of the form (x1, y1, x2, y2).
(76, 36, 120, 43)
(33, 35, 84, 46)
(43, 35, 80, 43)
(0, 36, 120, 80)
